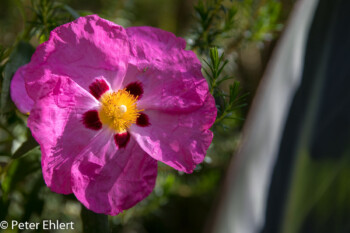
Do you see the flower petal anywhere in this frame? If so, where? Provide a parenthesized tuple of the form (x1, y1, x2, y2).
(28, 76, 100, 194)
(24, 15, 129, 101)
(89, 78, 110, 100)
(71, 136, 157, 215)
(114, 131, 130, 148)
(10, 64, 34, 114)
(136, 112, 150, 127)
(131, 94, 217, 173)
(124, 26, 209, 112)
(82, 110, 103, 130)
(125, 81, 143, 99)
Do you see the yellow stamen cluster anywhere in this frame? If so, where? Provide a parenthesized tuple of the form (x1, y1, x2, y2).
(99, 89, 141, 133)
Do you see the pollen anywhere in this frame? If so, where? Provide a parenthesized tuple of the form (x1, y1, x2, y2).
(99, 89, 141, 133)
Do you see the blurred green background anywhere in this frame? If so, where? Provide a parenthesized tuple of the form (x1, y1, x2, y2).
(0, 0, 299, 233)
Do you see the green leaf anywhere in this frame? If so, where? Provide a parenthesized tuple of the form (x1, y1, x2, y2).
(216, 75, 234, 86)
(1, 42, 34, 113)
(2, 147, 41, 203)
(12, 131, 39, 159)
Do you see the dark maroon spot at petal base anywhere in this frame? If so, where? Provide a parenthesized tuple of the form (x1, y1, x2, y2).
(114, 132, 130, 148)
(82, 110, 102, 130)
(136, 113, 151, 127)
(125, 81, 143, 99)
(89, 79, 109, 99)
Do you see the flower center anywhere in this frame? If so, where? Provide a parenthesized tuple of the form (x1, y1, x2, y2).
(99, 89, 141, 133)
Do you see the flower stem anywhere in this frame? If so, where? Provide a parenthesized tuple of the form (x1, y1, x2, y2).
(81, 205, 109, 233)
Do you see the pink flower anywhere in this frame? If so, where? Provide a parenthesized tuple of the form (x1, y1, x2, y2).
(10, 15, 216, 215)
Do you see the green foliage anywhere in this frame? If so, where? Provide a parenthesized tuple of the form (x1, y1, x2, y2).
(12, 132, 39, 159)
(191, 0, 283, 130)
(1, 147, 42, 220)
(203, 47, 248, 126)
(192, 0, 236, 53)
(29, 0, 80, 41)
(191, 0, 282, 53)
(249, 0, 282, 42)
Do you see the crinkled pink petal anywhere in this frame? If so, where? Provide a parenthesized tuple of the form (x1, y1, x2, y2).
(130, 94, 217, 173)
(25, 15, 129, 101)
(71, 135, 157, 215)
(124, 26, 209, 112)
(10, 64, 34, 113)
(28, 76, 100, 194)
